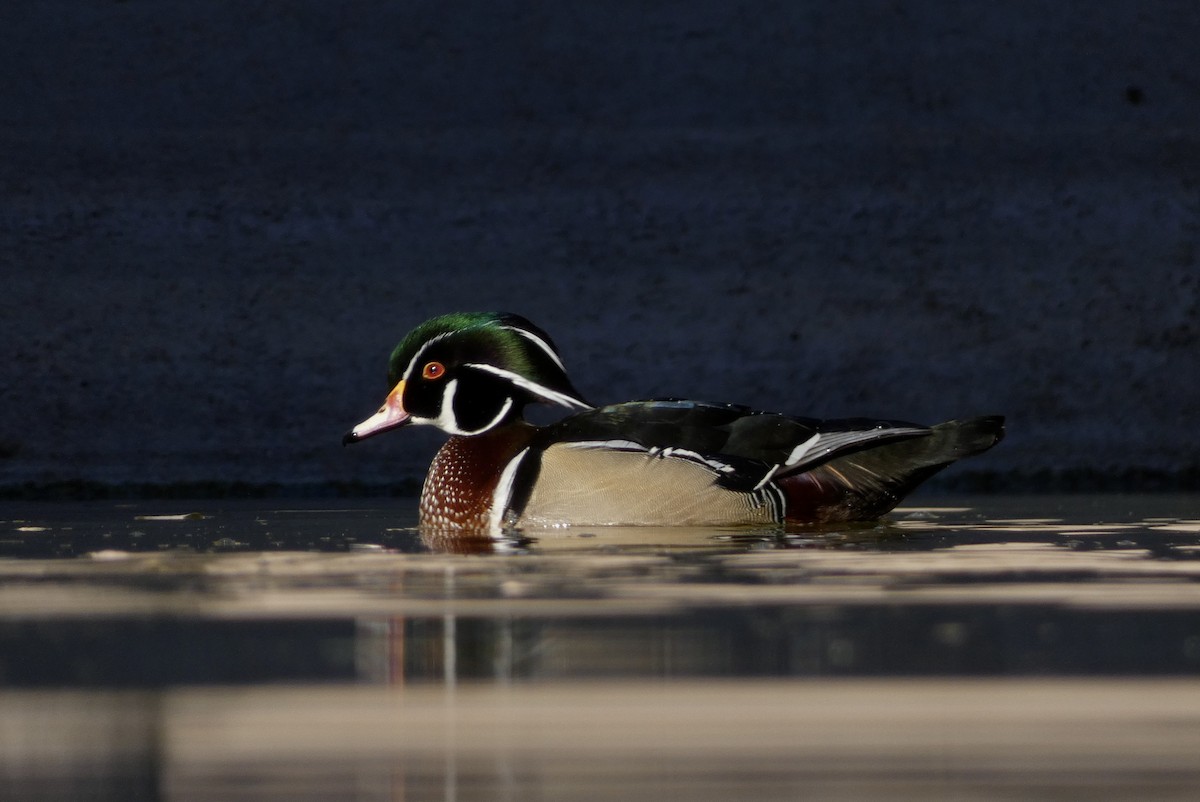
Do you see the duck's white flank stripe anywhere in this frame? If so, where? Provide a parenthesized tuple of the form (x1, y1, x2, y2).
(489, 447, 530, 536)
(465, 363, 592, 410)
(567, 440, 735, 475)
(653, 447, 736, 474)
(503, 325, 566, 371)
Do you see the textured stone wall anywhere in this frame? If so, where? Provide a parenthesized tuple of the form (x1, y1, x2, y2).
(2, 2, 1197, 491)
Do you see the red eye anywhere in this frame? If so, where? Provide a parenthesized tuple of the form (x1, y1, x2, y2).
(422, 361, 445, 380)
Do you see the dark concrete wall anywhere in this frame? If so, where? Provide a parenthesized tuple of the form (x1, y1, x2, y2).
(2, 2, 1197, 489)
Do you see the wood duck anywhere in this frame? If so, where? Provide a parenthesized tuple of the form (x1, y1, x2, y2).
(344, 312, 1004, 535)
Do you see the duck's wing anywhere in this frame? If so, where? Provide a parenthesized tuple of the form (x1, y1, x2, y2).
(779, 416, 1006, 522)
(536, 399, 934, 493)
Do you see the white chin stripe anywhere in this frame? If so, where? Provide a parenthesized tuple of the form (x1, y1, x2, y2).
(433, 378, 460, 432)
(435, 378, 515, 435)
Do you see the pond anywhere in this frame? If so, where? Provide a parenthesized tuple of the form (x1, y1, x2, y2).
(2, 494, 1200, 800)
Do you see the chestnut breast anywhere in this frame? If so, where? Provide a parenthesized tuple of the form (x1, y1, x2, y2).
(419, 425, 536, 531)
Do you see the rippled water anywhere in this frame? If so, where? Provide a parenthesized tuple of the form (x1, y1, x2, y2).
(2, 494, 1199, 800)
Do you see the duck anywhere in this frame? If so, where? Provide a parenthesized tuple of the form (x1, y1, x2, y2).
(344, 312, 1004, 535)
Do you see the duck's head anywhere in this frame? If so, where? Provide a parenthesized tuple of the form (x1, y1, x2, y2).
(343, 312, 591, 442)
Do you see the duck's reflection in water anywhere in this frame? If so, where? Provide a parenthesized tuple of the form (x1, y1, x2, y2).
(6, 498, 1200, 800)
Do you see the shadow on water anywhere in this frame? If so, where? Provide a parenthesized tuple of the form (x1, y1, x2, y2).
(3, 494, 1200, 800)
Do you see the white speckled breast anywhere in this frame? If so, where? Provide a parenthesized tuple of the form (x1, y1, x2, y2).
(419, 426, 535, 531)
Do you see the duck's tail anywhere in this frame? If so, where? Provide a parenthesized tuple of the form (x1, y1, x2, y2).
(777, 415, 1005, 523)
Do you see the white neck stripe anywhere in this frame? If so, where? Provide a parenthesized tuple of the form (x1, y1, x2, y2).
(473, 395, 515, 434)
(489, 447, 529, 535)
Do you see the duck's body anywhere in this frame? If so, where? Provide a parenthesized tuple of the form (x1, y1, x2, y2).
(344, 313, 1004, 536)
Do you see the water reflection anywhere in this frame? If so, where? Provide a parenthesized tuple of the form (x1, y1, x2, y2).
(8, 680, 1200, 801)
(3, 495, 1200, 799)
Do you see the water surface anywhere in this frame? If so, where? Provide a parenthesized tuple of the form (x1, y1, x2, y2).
(2, 494, 1199, 800)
